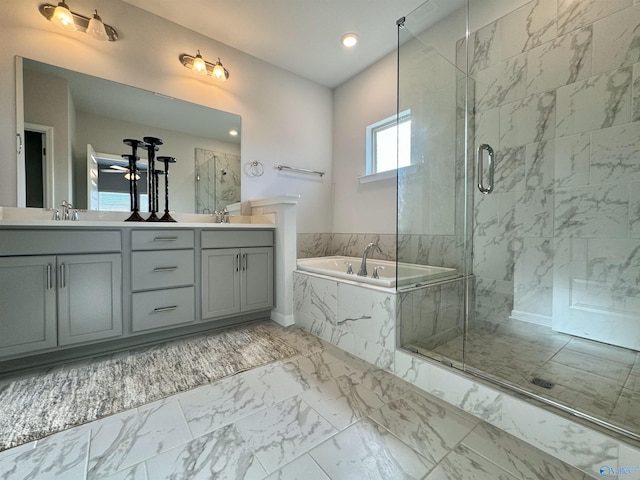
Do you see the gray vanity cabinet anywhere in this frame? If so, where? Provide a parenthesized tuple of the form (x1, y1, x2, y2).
(0, 229, 123, 360)
(0, 226, 275, 366)
(0, 253, 122, 356)
(57, 253, 122, 345)
(201, 230, 274, 320)
(0, 256, 57, 357)
(201, 248, 240, 318)
(241, 247, 274, 312)
(130, 229, 196, 333)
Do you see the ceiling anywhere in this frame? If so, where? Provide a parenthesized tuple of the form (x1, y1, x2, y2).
(121, 0, 430, 88)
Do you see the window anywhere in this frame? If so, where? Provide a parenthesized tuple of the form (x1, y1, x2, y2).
(366, 110, 411, 175)
(98, 191, 148, 212)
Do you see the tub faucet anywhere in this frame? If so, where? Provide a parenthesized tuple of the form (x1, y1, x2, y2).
(372, 266, 385, 279)
(358, 242, 383, 276)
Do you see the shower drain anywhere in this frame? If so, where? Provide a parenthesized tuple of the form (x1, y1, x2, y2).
(531, 377, 554, 389)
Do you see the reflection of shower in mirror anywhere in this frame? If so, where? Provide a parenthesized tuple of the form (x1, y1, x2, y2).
(194, 148, 240, 213)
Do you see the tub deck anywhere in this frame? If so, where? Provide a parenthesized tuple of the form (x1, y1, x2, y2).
(296, 256, 458, 288)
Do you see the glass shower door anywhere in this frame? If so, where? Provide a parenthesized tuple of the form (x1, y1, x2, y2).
(396, 1, 470, 369)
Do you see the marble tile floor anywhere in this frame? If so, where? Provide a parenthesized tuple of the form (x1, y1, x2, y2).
(0, 322, 596, 480)
(410, 320, 640, 438)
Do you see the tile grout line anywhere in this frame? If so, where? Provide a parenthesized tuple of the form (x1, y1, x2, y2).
(455, 422, 524, 480)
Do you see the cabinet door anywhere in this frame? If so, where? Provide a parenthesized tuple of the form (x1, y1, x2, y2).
(0, 256, 56, 357)
(57, 253, 122, 345)
(202, 248, 240, 319)
(241, 247, 274, 312)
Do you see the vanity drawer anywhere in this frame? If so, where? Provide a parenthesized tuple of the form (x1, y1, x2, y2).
(0, 229, 121, 256)
(201, 230, 274, 249)
(131, 230, 194, 250)
(131, 286, 195, 332)
(131, 250, 194, 291)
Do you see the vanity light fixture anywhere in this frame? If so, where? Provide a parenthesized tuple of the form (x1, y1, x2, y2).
(192, 50, 208, 75)
(50, 1, 75, 31)
(39, 2, 118, 41)
(228, 129, 238, 136)
(341, 33, 358, 47)
(86, 10, 109, 41)
(212, 58, 229, 82)
(180, 52, 230, 82)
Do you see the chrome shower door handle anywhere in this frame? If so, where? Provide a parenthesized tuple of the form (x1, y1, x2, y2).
(477, 143, 495, 195)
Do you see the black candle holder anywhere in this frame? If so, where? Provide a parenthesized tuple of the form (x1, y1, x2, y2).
(143, 136, 163, 222)
(157, 156, 177, 222)
(122, 139, 145, 222)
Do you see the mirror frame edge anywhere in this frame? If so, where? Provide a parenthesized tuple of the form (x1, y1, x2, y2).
(16, 56, 25, 208)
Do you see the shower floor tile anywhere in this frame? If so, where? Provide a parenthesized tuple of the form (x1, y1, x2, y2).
(412, 317, 639, 439)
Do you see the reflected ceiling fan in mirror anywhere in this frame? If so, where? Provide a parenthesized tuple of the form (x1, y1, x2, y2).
(100, 164, 145, 180)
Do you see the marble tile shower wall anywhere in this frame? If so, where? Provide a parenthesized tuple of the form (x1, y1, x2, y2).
(466, 0, 640, 334)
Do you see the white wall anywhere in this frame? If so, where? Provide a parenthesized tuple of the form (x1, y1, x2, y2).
(0, 0, 333, 233)
(331, 51, 397, 234)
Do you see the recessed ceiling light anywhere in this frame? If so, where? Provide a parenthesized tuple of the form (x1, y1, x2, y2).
(341, 33, 358, 47)
(229, 129, 238, 136)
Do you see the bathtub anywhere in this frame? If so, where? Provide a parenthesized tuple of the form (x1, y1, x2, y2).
(296, 256, 458, 288)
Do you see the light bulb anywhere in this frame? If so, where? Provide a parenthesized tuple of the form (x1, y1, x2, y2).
(212, 59, 228, 81)
(86, 10, 108, 41)
(192, 51, 208, 75)
(341, 33, 358, 47)
(50, 1, 76, 31)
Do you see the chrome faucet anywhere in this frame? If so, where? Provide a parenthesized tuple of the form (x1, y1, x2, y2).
(60, 200, 70, 220)
(59, 200, 79, 220)
(358, 242, 383, 276)
(372, 266, 385, 279)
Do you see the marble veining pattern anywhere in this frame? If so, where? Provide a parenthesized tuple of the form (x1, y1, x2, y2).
(178, 372, 266, 438)
(557, 0, 632, 36)
(0, 323, 628, 479)
(368, 388, 477, 465)
(0, 427, 89, 480)
(526, 26, 592, 95)
(309, 417, 433, 480)
(525, 139, 555, 191)
(144, 424, 266, 480)
(460, 0, 640, 348)
(234, 395, 337, 474)
(592, 4, 640, 75)
(425, 444, 518, 480)
(87, 401, 192, 479)
(556, 67, 632, 137)
(499, 0, 558, 60)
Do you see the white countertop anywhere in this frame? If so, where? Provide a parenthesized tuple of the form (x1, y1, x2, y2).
(0, 207, 275, 229)
(0, 220, 275, 228)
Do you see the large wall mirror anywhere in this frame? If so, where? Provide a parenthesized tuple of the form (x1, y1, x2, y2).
(17, 57, 241, 213)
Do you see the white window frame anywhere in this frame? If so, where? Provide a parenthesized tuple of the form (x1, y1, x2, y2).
(363, 109, 411, 182)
